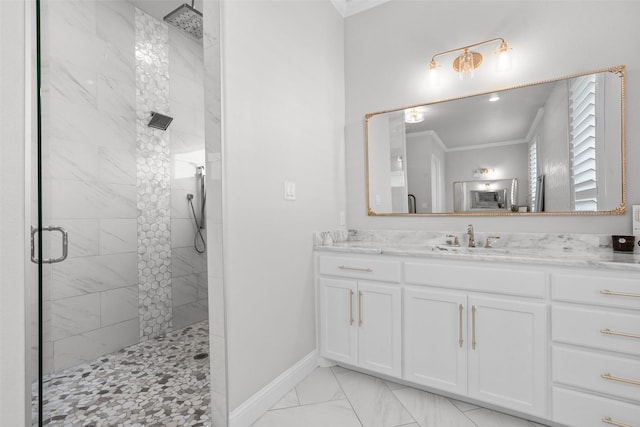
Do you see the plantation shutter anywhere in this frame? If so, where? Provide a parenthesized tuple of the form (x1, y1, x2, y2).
(529, 138, 538, 212)
(569, 75, 598, 211)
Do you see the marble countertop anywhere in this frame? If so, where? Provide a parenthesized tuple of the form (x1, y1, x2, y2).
(313, 231, 640, 272)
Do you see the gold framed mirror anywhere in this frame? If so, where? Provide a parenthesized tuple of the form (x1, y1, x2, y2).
(365, 65, 626, 216)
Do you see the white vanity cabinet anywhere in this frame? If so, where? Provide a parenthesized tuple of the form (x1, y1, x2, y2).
(315, 248, 640, 426)
(551, 270, 640, 427)
(404, 288, 468, 395)
(467, 295, 547, 416)
(318, 255, 402, 377)
(403, 260, 547, 418)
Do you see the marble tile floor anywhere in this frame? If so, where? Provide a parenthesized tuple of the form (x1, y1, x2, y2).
(253, 366, 551, 427)
(33, 321, 211, 426)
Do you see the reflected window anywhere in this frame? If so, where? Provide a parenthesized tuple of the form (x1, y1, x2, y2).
(528, 137, 538, 212)
(569, 74, 598, 211)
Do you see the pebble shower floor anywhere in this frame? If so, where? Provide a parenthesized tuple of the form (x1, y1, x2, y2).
(33, 321, 211, 426)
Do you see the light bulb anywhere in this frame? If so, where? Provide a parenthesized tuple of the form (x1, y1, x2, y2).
(496, 41, 512, 72)
(429, 59, 440, 86)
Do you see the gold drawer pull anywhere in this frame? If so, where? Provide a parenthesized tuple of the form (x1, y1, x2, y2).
(602, 373, 640, 386)
(349, 289, 354, 326)
(601, 290, 640, 298)
(338, 265, 373, 272)
(601, 328, 640, 340)
(458, 304, 464, 348)
(602, 417, 633, 427)
(471, 305, 477, 350)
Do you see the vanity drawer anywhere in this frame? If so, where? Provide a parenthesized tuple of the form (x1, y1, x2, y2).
(552, 306, 640, 356)
(553, 346, 640, 402)
(553, 387, 640, 427)
(552, 272, 640, 310)
(318, 255, 401, 282)
(404, 260, 545, 298)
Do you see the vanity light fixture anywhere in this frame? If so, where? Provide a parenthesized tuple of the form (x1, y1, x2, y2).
(474, 167, 496, 178)
(428, 37, 513, 82)
(404, 108, 425, 123)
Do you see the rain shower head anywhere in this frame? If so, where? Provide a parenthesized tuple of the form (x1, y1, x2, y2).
(148, 111, 173, 131)
(164, 1, 203, 40)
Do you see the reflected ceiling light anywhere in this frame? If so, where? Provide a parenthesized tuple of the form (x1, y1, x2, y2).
(489, 94, 500, 102)
(405, 108, 425, 123)
(428, 37, 513, 82)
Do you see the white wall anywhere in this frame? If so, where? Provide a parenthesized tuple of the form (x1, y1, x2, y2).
(538, 81, 570, 212)
(0, 1, 28, 424)
(406, 135, 432, 212)
(221, 0, 345, 412)
(345, 0, 640, 233)
(368, 114, 393, 212)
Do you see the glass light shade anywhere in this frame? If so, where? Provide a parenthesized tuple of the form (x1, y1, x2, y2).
(458, 49, 475, 80)
(429, 59, 440, 85)
(495, 41, 512, 72)
(405, 108, 424, 123)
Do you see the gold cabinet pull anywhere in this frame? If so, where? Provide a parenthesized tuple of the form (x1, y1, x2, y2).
(338, 265, 373, 272)
(601, 328, 640, 340)
(602, 373, 640, 386)
(471, 305, 477, 350)
(602, 417, 633, 427)
(601, 290, 640, 298)
(458, 304, 464, 348)
(349, 289, 354, 326)
(358, 291, 363, 326)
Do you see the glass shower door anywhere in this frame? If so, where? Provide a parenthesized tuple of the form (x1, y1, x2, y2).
(36, 0, 210, 424)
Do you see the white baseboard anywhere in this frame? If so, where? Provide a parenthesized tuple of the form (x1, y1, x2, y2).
(229, 350, 319, 427)
(317, 356, 337, 368)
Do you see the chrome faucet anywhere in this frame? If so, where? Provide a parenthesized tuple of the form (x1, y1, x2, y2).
(485, 236, 501, 248)
(467, 224, 475, 248)
(445, 234, 460, 247)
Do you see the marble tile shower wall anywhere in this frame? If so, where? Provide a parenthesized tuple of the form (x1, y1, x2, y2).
(40, 0, 207, 374)
(135, 8, 173, 340)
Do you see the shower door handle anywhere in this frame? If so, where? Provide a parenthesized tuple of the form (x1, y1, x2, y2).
(31, 226, 68, 264)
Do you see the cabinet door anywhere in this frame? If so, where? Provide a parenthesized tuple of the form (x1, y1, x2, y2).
(357, 281, 402, 377)
(404, 287, 467, 395)
(319, 278, 357, 365)
(468, 296, 547, 417)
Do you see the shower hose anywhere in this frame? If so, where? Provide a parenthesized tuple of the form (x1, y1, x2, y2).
(188, 195, 206, 254)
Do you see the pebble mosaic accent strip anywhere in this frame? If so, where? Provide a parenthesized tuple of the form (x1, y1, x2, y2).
(36, 322, 211, 426)
(135, 8, 173, 339)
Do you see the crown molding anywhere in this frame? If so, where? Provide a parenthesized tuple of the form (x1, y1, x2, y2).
(330, 0, 393, 17)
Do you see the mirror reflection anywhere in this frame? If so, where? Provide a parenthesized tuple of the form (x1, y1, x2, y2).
(366, 66, 625, 215)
